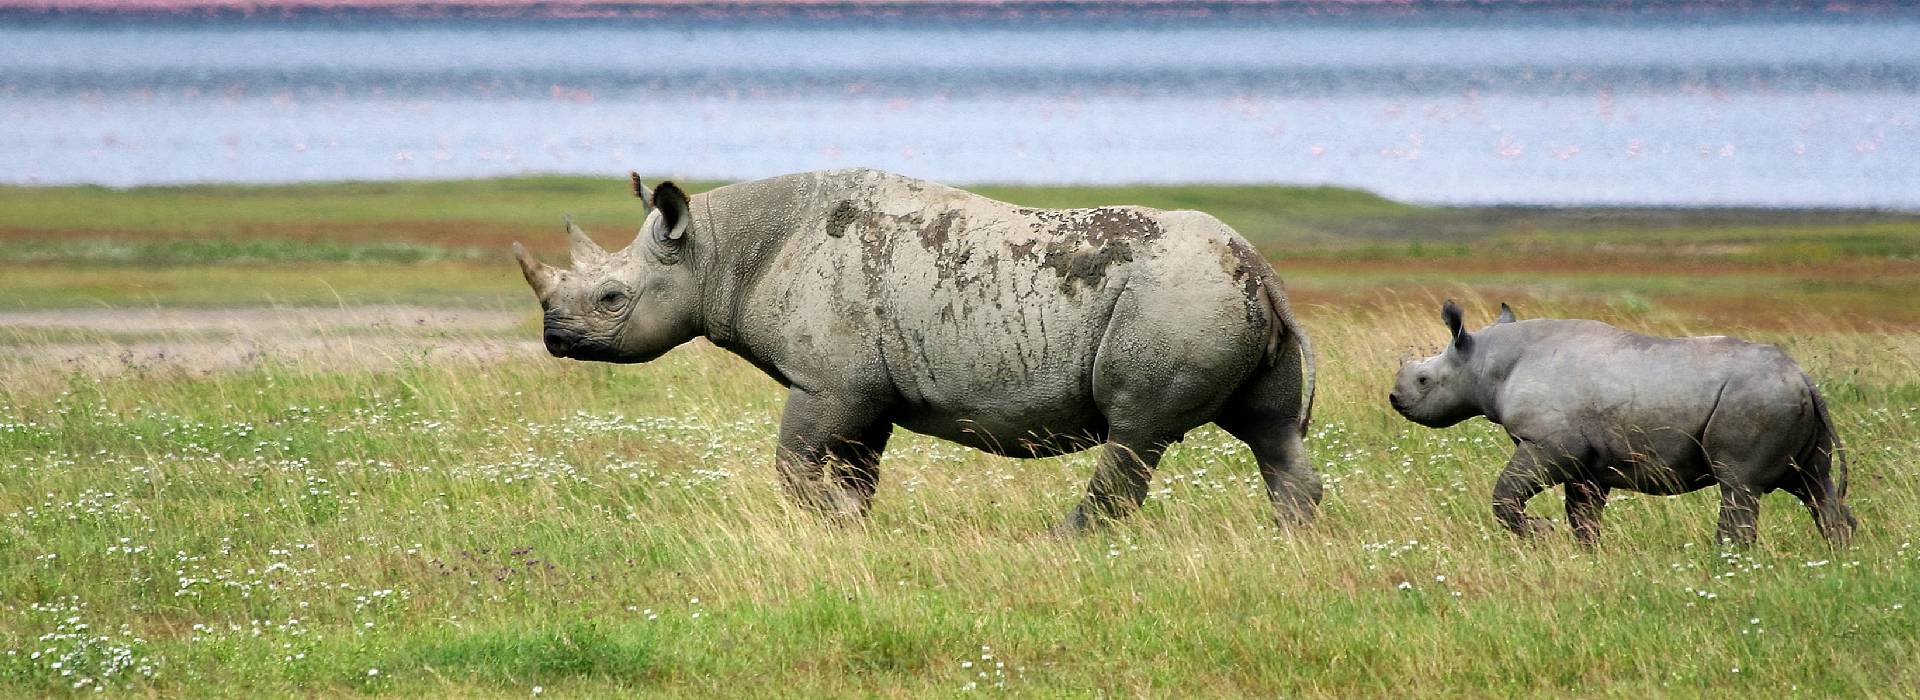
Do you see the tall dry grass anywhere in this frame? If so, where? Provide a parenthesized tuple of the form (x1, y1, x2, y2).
(0, 299, 1916, 697)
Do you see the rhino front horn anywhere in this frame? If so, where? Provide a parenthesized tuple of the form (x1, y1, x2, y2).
(512, 241, 557, 299)
(565, 215, 607, 266)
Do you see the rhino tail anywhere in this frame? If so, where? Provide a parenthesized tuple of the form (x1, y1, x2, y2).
(1259, 276, 1315, 433)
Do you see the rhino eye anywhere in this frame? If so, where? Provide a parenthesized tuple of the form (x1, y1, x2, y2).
(596, 288, 627, 309)
(1417, 376, 1430, 387)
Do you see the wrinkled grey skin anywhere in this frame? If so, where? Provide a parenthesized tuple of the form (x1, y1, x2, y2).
(514, 168, 1320, 531)
(1390, 301, 1855, 546)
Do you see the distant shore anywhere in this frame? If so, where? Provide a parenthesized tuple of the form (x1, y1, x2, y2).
(5, 0, 1917, 23)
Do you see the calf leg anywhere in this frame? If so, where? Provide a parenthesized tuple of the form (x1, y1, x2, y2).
(774, 390, 889, 523)
(1716, 483, 1761, 547)
(1493, 444, 1560, 538)
(1780, 438, 1857, 547)
(1784, 473, 1855, 547)
(1565, 481, 1611, 546)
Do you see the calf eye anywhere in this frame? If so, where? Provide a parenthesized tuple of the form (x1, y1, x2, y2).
(1417, 376, 1430, 387)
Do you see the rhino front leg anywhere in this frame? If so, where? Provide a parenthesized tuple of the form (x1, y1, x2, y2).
(773, 389, 890, 523)
(1056, 434, 1171, 534)
(1565, 481, 1610, 545)
(1493, 444, 1559, 538)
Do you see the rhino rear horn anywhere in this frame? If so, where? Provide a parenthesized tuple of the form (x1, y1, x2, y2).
(1497, 303, 1517, 324)
(512, 241, 558, 299)
(565, 214, 608, 266)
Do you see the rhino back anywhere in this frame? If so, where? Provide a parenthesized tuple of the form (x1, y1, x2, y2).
(727, 169, 1270, 449)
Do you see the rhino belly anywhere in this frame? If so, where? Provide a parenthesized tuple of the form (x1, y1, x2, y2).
(1583, 426, 1715, 495)
(891, 394, 1107, 459)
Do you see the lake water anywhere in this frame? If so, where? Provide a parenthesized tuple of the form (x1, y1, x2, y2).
(4, 12, 1918, 207)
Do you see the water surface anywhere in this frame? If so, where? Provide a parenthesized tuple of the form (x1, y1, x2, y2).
(4, 13, 1917, 206)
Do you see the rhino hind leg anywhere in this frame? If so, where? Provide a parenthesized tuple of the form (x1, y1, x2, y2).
(1215, 348, 1322, 527)
(1781, 461, 1856, 547)
(1055, 435, 1173, 534)
(1700, 384, 1809, 546)
(1216, 417, 1320, 528)
(773, 390, 891, 523)
(826, 422, 893, 517)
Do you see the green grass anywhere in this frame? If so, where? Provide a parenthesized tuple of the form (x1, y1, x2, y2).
(5, 176, 1917, 265)
(1, 304, 1917, 697)
(1, 178, 1918, 695)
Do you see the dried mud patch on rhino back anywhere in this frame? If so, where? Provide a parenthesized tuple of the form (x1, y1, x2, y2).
(825, 200, 873, 239)
(918, 209, 963, 251)
(1023, 207, 1164, 293)
(1220, 236, 1275, 328)
(833, 199, 987, 289)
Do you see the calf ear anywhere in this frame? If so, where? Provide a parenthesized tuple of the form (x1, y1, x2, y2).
(1496, 303, 1517, 324)
(1442, 299, 1473, 354)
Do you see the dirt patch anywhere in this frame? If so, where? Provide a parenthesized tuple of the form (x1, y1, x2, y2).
(0, 221, 532, 248)
(0, 306, 540, 375)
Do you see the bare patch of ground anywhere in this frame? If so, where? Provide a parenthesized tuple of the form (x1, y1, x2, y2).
(0, 306, 543, 375)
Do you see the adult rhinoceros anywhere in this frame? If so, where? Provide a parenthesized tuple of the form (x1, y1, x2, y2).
(1390, 301, 1855, 547)
(513, 168, 1320, 532)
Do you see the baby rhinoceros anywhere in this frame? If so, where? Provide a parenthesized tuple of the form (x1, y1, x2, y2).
(1389, 301, 1855, 547)
(512, 168, 1322, 533)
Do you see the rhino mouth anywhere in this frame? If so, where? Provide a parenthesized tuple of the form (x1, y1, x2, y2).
(543, 327, 636, 363)
(552, 342, 639, 363)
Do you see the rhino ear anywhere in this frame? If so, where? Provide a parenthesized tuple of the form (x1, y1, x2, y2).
(634, 180, 691, 264)
(1496, 303, 1517, 324)
(652, 181, 690, 243)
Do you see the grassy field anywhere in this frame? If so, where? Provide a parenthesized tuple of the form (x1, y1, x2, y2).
(1, 178, 1917, 696)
